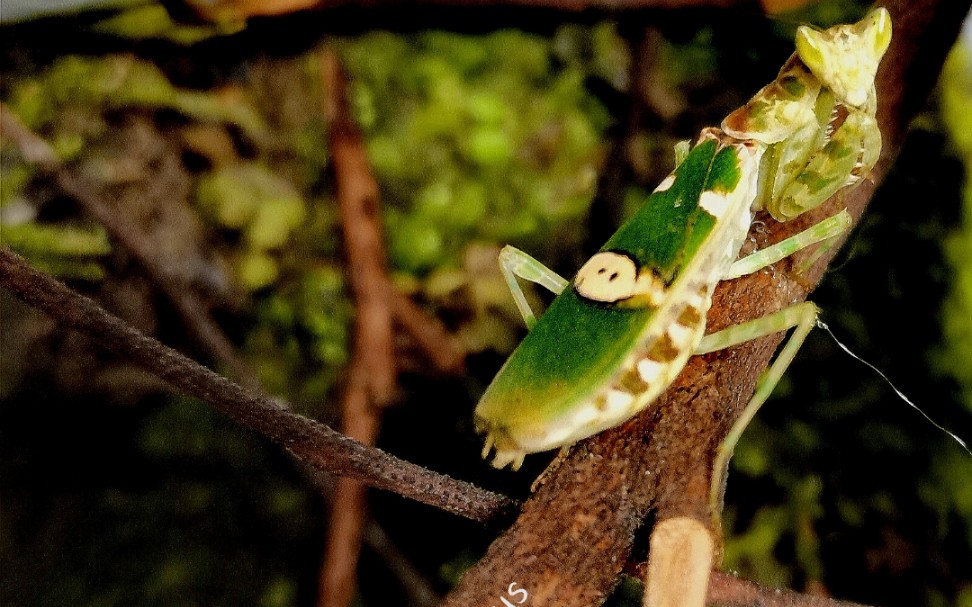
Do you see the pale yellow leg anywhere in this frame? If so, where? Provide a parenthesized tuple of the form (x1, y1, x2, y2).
(696, 302, 820, 531)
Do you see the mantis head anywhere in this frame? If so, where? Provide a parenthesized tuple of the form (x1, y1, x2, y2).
(795, 8, 892, 108)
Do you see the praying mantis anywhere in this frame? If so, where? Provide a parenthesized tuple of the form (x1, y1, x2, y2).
(473, 5, 892, 516)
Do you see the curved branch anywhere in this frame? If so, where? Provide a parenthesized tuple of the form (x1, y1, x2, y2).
(0, 247, 517, 523)
(439, 1, 970, 605)
(184, 0, 750, 22)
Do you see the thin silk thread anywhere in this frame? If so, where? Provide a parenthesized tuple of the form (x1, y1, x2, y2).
(817, 319, 971, 456)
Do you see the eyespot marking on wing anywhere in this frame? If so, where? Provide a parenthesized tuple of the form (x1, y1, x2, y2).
(574, 251, 667, 304)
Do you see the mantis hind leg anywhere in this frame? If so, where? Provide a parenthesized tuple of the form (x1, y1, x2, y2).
(498, 245, 569, 329)
(695, 301, 820, 532)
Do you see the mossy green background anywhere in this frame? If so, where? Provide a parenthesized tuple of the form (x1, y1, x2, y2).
(1, 2, 970, 606)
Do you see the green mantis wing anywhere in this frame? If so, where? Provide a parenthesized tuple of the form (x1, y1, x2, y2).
(476, 138, 759, 468)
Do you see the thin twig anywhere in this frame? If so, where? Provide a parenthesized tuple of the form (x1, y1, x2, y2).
(322, 51, 397, 408)
(1, 101, 444, 597)
(391, 290, 466, 375)
(298, 465, 442, 606)
(707, 572, 873, 607)
(0, 247, 517, 522)
(3, 66, 457, 601)
(317, 47, 468, 606)
(438, 0, 968, 604)
(363, 521, 441, 606)
(317, 49, 398, 607)
(0, 104, 258, 389)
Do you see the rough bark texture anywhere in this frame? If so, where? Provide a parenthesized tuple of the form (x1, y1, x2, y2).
(1, 1, 966, 605)
(706, 572, 872, 607)
(0, 248, 516, 523)
(440, 1, 970, 605)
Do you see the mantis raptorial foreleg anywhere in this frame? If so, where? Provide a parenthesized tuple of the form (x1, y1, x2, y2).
(724, 209, 853, 279)
(476, 11, 894, 607)
(498, 245, 569, 329)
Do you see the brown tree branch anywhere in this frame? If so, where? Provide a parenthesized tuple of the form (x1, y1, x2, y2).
(0, 104, 259, 390)
(317, 49, 398, 607)
(2, 2, 963, 603)
(707, 572, 872, 607)
(317, 47, 469, 605)
(391, 290, 467, 375)
(439, 1, 970, 605)
(316, 46, 466, 604)
(0, 247, 517, 522)
(322, 51, 398, 409)
(1, 100, 447, 600)
(3, 52, 462, 605)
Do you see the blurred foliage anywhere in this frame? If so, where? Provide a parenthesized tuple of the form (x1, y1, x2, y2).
(1, 2, 971, 607)
(938, 37, 972, 410)
(7, 54, 267, 137)
(0, 221, 111, 279)
(338, 27, 616, 272)
(92, 4, 244, 43)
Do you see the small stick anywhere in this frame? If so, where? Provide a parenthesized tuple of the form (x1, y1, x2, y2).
(707, 572, 873, 607)
(0, 104, 258, 389)
(1, 102, 445, 597)
(391, 290, 466, 374)
(0, 247, 517, 522)
(437, 0, 966, 603)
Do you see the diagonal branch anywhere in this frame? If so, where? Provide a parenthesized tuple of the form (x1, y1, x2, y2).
(0, 247, 516, 523)
(2, 100, 447, 601)
(439, 1, 970, 605)
(0, 104, 259, 389)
